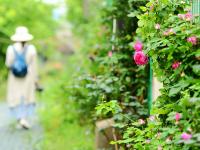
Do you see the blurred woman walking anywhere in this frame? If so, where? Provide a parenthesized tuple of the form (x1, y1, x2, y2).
(5, 26, 38, 129)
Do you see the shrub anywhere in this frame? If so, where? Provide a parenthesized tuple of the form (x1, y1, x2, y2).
(120, 0, 200, 149)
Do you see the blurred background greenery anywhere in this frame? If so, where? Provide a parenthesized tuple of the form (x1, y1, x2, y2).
(0, 0, 102, 149)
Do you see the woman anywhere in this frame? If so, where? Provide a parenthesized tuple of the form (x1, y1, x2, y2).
(5, 26, 38, 129)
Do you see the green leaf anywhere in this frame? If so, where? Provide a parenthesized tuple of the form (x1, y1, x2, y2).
(153, 108, 169, 114)
(169, 81, 190, 97)
(192, 65, 200, 76)
(140, 6, 147, 12)
(128, 11, 139, 17)
(169, 87, 181, 97)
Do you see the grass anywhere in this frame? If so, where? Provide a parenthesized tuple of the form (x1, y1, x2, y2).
(37, 52, 94, 150)
(40, 121, 94, 150)
(0, 79, 6, 101)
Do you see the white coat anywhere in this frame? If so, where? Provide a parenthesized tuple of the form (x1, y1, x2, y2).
(5, 42, 37, 107)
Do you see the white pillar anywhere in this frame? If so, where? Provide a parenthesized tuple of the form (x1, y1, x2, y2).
(152, 76, 163, 101)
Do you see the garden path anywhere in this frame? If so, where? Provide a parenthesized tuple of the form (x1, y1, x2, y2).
(0, 102, 43, 150)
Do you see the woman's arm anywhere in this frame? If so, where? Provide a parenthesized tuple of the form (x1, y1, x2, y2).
(29, 45, 38, 83)
(5, 46, 14, 68)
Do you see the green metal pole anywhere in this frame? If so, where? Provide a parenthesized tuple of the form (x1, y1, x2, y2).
(148, 58, 153, 116)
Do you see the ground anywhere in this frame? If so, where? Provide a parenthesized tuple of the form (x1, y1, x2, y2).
(0, 102, 43, 150)
(37, 55, 95, 150)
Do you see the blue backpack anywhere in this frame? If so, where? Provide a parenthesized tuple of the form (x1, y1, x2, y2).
(11, 46, 28, 78)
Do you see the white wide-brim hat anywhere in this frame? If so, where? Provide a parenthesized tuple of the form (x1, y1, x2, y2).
(11, 26, 33, 42)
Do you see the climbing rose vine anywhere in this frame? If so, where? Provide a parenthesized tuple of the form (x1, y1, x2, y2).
(118, 0, 200, 149)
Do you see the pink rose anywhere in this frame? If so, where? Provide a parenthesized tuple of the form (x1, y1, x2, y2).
(175, 113, 181, 122)
(155, 24, 161, 30)
(133, 41, 143, 51)
(187, 36, 197, 45)
(163, 31, 169, 36)
(181, 133, 192, 140)
(185, 13, 193, 21)
(133, 51, 148, 65)
(149, 115, 155, 121)
(138, 119, 145, 125)
(108, 51, 112, 57)
(172, 61, 181, 69)
(178, 14, 185, 20)
(178, 13, 193, 21)
(163, 28, 175, 36)
(168, 28, 175, 35)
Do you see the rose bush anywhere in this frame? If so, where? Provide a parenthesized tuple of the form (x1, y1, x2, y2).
(72, 0, 149, 121)
(118, 0, 200, 149)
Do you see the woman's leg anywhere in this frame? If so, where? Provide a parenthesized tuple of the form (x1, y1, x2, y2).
(10, 101, 34, 129)
(26, 103, 36, 117)
(10, 103, 24, 121)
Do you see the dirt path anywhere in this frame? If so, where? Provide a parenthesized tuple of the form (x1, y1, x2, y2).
(0, 102, 43, 150)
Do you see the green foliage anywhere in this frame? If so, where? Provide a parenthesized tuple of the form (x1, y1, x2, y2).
(70, 1, 150, 149)
(0, 0, 55, 39)
(71, 0, 149, 115)
(39, 54, 94, 150)
(65, 0, 85, 25)
(119, 0, 200, 149)
(95, 100, 122, 117)
(66, 0, 104, 55)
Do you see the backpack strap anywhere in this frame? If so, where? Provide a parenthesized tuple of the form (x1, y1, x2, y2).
(22, 45, 29, 56)
(12, 44, 29, 56)
(12, 46, 20, 57)
(12, 45, 29, 66)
